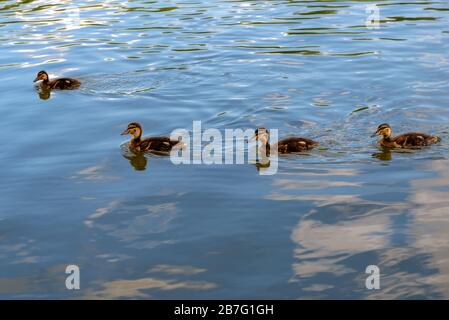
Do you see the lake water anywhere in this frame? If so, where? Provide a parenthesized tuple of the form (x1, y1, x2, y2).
(1, 0, 449, 299)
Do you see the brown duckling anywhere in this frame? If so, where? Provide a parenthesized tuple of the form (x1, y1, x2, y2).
(372, 123, 441, 148)
(121, 122, 181, 153)
(33, 70, 81, 90)
(254, 127, 319, 155)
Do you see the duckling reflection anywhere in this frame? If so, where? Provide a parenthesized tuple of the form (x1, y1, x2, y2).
(122, 152, 148, 171)
(372, 149, 392, 161)
(372, 148, 421, 162)
(254, 159, 272, 173)
(36, 87, 51, 100)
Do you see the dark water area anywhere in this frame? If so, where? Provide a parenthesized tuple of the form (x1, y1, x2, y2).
(1, 0, 449, 299)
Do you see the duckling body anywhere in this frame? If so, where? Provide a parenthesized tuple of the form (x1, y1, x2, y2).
(121, 122, 181, 153)
(372, 124, 440, 148)
(34, 70, 81, 90)
(130, 136, 180, 153)
(254, 128, 318, 155)
(275, 137, 319, 153)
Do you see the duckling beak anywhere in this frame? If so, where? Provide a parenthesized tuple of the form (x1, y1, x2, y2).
(33, 77, 40, 82)
(121, 129, 129, 136)
(371, 131, 379, 138)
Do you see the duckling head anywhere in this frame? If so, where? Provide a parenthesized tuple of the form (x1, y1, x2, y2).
(33, 70, 49, 83)
(372, 123, 392, 138)
(254, 127, 270, 145)
(121, 122, 143, 140)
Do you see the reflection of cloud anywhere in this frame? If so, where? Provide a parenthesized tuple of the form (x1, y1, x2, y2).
(272, 179, 361, 190)
(291, 212, 389, 279)
(266, 192, 361, 204)
(266, 166, 363, 203)
(84, 277, 217, 299)
(277, 165, 418, 298)
(84, 200, 120, 228)
(302, 284, 334, 292)
(108, 203, 177, 237)
(279, 168, 360, 177)
(70, 165, 119, 182)
(0, 239, 40, 265)
(0, 263, 69, 297)
(97, 253, 131, 263)
(13, 256, 39, 264)
(12, 0, 111, 31)
(408, 160, 449, 295)
(284, 160, 449, 298)
(0, 278, 32, 295)
(148, 264, 206, 276)
(84, 198, 179, 249)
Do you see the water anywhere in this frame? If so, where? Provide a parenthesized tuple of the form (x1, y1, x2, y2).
(1, 0, 449, 299)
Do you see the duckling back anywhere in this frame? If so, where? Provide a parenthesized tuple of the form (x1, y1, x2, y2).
(390, 132, 441, 148)
(48, 78, 81, 90)
(276, 137, 319, 153)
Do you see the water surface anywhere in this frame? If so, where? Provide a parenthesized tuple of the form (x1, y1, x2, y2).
(1, 0, 449, 299)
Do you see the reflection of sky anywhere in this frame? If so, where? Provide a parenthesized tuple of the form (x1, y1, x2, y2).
(84, 276, 217, 299)
(283, 162, 449, 298)
(409, 160, 449, 295)
(84, 197, 179, 249)
(0, 0, 449, 299)
(2, 1, 126, 69)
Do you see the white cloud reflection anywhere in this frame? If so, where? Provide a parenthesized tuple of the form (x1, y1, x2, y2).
(408, 160, 449, 295)
(84, 277, 217, 299)
(283, 159, 449, 298)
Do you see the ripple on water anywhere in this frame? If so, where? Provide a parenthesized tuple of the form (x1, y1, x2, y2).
(0, 0, 449, 299)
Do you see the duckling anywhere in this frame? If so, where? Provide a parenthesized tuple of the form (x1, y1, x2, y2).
(33, 70, 81, 90)
(254, 127, 319, 155)
(121, 122, 181, 153)
(372, 123, 441, 148)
